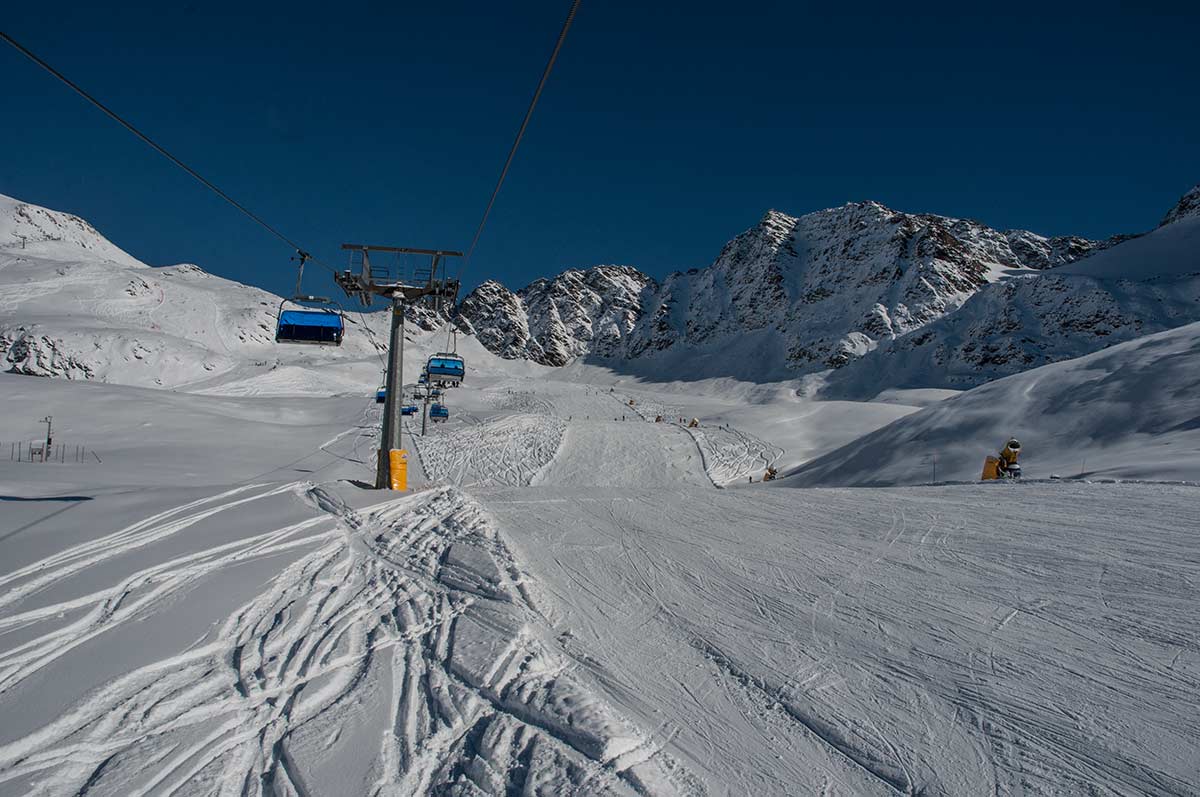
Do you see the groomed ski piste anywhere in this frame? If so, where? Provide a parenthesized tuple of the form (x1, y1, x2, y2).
(3, 197, 1200, 795)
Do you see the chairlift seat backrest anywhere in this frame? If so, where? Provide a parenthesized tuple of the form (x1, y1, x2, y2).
(426, 353, 465, 382)
(276, 308, 344, 345)
(430, 404, 449, 419)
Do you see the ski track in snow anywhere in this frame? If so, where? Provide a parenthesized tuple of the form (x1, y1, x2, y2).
(613, 391, 783, 486)
(481, 483, 1200, 796)
(411, 413, 568, 489)
(0, 485, 698, 796)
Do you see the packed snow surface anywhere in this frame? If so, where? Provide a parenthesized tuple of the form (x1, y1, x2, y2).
(3, 345, 1199, 794)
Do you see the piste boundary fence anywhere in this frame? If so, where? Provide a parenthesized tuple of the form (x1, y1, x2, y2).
(5, 442, 101, 464)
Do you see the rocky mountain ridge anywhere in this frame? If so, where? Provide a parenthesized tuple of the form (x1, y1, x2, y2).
(821, 187, 1200, 397)
(457, 199, 1126, 373)
(455, 266, 652, 367)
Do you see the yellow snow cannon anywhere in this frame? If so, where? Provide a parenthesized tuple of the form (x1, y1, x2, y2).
(981, 456, 1002, 480)
(982, 438, 1023, 480)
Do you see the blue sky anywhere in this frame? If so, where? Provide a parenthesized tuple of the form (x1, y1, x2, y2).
(2, 1, 1197, 300)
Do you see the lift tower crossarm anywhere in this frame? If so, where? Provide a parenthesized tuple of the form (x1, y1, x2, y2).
(340, 244, 464, 257)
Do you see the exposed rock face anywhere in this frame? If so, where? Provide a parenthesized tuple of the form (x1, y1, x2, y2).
(1001, 230, 1115, 270)
(455, 281, 531, 360)
(628, 203, 1058, 371)
(1, 327, 98, 380)
(821, 186, 1200, 398)
(457, 266, 654, 366)
(1160, 184, 1200, 227)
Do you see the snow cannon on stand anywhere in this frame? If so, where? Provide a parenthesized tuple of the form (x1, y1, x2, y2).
(981, 438, 1023, 480)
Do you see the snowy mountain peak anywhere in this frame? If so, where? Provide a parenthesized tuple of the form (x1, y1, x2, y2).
(1160, 184, 1200, 227)
(623, 199, 1110, 371)
(457, 265, 654, 367)
(0, 193, 142, 267)
(460, 199, 1115, 374)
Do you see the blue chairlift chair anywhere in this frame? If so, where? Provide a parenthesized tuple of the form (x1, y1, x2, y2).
(426, 353, 465, 384)
(275, 298, 344, 345)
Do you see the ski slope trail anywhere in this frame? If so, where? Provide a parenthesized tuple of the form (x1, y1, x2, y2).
(0, 484, 698, 796)
(479, 481, 1200, 795)
(614, 391, 784, 486)
(539, 421, 711, 488)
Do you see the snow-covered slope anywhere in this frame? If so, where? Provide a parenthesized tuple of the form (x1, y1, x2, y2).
(0, 193, 399, 388)
(791, 321, 1200, 486)
(0, 194, 143, 268)
(459, 201, 1110, 377)
(1055, 205, 1200, 280)
(822, 188, 1200, 398)
(6, 361, 1198, 794)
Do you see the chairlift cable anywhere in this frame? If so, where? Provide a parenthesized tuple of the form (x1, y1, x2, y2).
(449, 0, 581, 315)
(4, 19, 580, 366)
(1, 31, 395, 366)
(0, 30, 338, 275)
